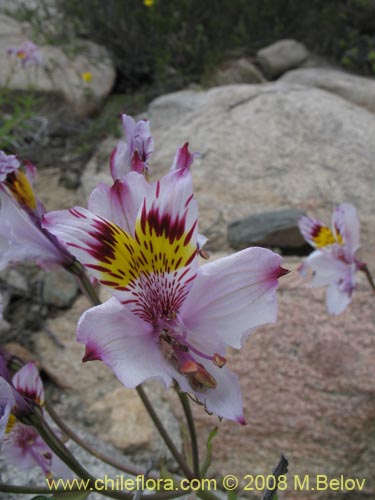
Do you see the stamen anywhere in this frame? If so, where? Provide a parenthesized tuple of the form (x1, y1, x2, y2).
(179, 360, 199, 374)
(213, 353, 226, 367)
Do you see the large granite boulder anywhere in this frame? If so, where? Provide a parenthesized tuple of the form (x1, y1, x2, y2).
(0, 14, 116, 116)
(281, 67, 375, 114)
(148, 82, 375, 264)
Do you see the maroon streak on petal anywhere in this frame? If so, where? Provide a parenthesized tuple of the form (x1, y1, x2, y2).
(82, 344, 102, 362)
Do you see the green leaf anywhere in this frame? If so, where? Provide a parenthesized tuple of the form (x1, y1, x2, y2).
(200, 426, 218, 476)
(30, 496, 52, 500)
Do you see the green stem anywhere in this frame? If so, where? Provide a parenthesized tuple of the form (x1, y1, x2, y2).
(26, 417, 189, 500)
(359, 263, 375, 294)
(33, 416, 97, 483)
(0, 483, 188, 500)
(66, 260, 101, 305)
(136, 385, 194, 480)
(175, 388, 200, 478)
(0, 484, 81, 496)
(45, 400, 158, 479)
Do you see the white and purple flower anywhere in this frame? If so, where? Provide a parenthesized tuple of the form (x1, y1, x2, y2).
(7, 41, 42, 68)
(0, 151, 74, 271)
(1, 361, 72, 479)
(298, 203, 362, 315)
(44, 166, 287, 423)
(110, 114, 154, 180)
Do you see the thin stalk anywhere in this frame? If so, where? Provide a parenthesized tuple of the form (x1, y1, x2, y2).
(136, 385, 194, 480)
(45, 400, 158, 479)
(0, 483, 188, 500)
(30, 417, 189, 500)
(0, 484, 70, 495)
(175, 388, 200, 478)
(359, 263, 375, 294)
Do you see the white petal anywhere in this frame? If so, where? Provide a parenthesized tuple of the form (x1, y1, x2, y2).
(175, 362, 245, 424)
(326, 283, 352, 315)
(77, 298, 175, 388)
(88, 173, 150, 235)
(180, 247, 284, 349)
(332, 203, 360, 258)
(12, 363, 44, 406)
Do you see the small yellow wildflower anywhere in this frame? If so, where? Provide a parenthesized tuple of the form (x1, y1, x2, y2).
(143, 0, 154, 7)
(81, 72, 93, 83)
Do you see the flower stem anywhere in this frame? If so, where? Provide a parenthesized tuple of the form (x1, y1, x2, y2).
(45, 399, 158, 479)
(29, 415, 188, 500)
(0, 483, 188, 499)
(0, 484, 62, 495)
(66, 260, 101, 305)
(136, 385, 194, 480)
(175, 388, 200, 478)
(359, 263, 375, 294)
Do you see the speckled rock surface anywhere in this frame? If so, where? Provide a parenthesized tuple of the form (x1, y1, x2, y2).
(169, 257, 375, 499)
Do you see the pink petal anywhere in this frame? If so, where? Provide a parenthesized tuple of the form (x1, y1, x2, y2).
(88, 173, 150, 235)
(3, 423, 72, 478)
(302, 250, 348, 287)
(77, 298, 175, 388)
(298, 215, 330, 248)
(171, 143, 199, 172)
(180, 247, 285, 349)
(0, 192, 67, 271)
(110, 141, 129, 180)
(326, 282, 352, 315)
(331, 203, 360, 258)
(0, 379, 14, 447)
(12, 363, 44, 407)
(175, 361, 245, 424)
(0, 151, 20, 181)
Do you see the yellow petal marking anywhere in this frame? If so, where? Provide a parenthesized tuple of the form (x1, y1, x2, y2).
(88, 209, 196, 292)
(7, 170, 37, 210)
(6, 413, 17, 434)
(313, 226, 343, 248)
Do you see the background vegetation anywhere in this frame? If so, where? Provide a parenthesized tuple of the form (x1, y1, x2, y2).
(53, 0, 375, 91)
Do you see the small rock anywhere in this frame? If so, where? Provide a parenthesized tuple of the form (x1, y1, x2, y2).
(257, 39, 309, 78)
(0, 268, 28, 294)
(42, 269, 79, 308)
(210, 58, 266, 86)
(60, 169, 81, 190)
(0, 318, 11, 334)
(228, 209, 307, 253)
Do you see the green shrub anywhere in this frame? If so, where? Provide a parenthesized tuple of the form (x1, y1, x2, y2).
(50, 0, 375, 88)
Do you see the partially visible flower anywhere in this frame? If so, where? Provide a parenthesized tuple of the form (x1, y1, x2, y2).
(8, 41, 42, 68)
(0, 378, 14, 450)
(0, 151, 74, 271)
(170, 142, 200, 173)
(144, 0, 154, 6)
(110, 114, 154, 180)
(44, 168, 288, 423)
(1, 361, 72, 479)
(81, 71, 92, 83)
(298, 203, 362, 315)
